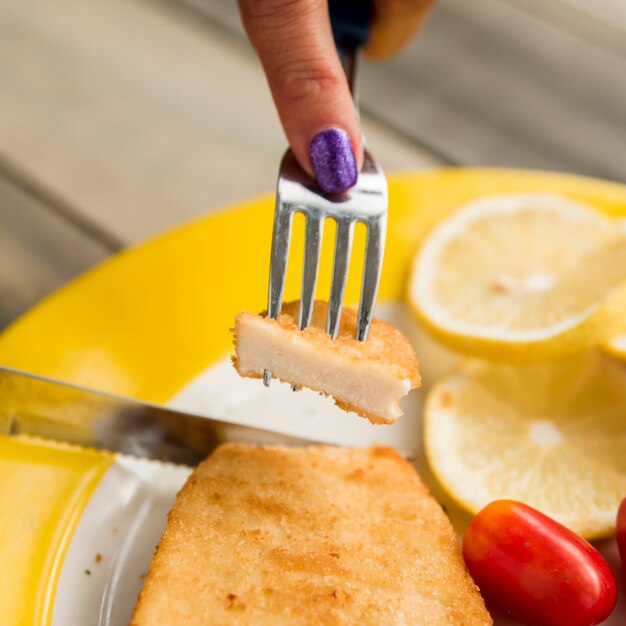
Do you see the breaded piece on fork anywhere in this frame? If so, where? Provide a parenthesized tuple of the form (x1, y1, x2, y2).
(131, 444, 491, 626)
(232, 300, 420, 424)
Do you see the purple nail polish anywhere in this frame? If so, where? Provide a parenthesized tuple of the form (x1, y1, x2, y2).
(308, 128, 358, 194)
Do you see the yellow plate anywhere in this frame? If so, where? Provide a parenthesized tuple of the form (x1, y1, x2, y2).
(2, 169, 626, 626)
(1, 168, 626, 400)
(0, 436, 112, 626)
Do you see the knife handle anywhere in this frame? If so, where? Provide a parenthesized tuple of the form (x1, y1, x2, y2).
(328, 0, 373, 49)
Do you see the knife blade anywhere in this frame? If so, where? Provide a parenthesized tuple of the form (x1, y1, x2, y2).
(0, 366, 314, 466)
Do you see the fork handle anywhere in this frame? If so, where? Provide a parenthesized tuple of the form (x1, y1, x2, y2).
(329, 0, 372, 97)
(328, 0, 373, 49)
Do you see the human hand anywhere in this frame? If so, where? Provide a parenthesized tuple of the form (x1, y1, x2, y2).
(238, 0, 434, 193)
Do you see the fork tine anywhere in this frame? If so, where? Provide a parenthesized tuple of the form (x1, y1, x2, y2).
(268, 205, 294, 320)
(326, 219, 354, 339)
(264, 204, 293, 386)
(356, 217, 386, 341)
(298, 214, 324, 330)
(291, 213, 324, 391)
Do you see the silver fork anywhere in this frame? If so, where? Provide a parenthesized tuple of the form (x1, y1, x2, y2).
(263, 24, 388, 388)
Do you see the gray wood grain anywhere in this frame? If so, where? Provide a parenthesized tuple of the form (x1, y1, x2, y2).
(3, 0, 623, 329)
(186, 0, 626, 182)
(362, 0, 626, 181)
(0, 170, 112, 329)
(0, 0, 439, 244)
(0, 0, 439, 328)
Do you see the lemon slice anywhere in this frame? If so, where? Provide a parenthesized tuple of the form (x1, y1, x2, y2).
(408, 194, 626, 362)
(423, 351, 626, 538)
(603, 229, 626, 362)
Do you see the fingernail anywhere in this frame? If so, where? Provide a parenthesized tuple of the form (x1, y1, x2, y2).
(308, 128, 358, 194)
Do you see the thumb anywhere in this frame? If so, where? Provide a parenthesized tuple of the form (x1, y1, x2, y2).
(365, 0, 435, 59)
(239, 0, 363, 194)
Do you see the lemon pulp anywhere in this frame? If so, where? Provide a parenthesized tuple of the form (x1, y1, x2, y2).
(424, 351, 626, 539)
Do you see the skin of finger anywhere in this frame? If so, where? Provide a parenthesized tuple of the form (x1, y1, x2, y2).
(238, 0, 363, 175)
(365, 0, 436, 60)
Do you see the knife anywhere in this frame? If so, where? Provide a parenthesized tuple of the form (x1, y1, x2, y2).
(0, 366, 314, 466)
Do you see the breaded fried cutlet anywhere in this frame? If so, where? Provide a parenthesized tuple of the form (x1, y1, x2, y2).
(232, 301, 420, 424)
(131, 444, 491, 626)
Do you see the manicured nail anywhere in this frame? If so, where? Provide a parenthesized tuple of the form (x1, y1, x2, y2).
(308, 128, 358, 194)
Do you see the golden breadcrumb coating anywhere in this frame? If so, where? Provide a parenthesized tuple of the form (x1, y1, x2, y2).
(232, 300, 421, 424)
(131, 444, 491, 626)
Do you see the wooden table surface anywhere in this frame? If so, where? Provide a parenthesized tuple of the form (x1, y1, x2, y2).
(1, 0, 624, 330)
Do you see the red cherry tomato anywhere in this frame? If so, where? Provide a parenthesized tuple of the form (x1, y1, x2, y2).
(618, 496, 626, 588)
(462, 500, 617, 626)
